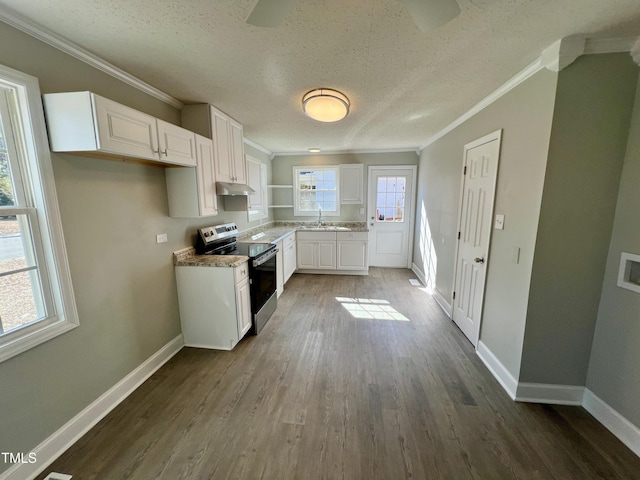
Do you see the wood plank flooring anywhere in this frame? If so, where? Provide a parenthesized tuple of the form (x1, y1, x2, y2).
(39, 268, 640, 479)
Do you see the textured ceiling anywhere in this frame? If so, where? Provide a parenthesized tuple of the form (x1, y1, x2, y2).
(1, 0, 639, 154)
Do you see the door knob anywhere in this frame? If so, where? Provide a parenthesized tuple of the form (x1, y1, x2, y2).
(474, 257, 485, 264)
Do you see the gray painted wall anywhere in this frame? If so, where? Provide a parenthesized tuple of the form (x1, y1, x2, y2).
(519, 54, 638, 386)
(0, 23, 271, 472)
(414, 70, 558, 378)
(271, 152, 418, 222)
(587, 73, 640, 427)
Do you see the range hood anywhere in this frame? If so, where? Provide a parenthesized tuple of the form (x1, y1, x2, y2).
(216, 182, 255, 196)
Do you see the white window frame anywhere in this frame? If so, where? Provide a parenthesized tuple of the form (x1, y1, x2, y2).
(0, 64, 78, 363)
(293, 166, 340, 217)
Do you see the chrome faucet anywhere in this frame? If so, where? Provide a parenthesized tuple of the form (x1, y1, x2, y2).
(317, 207, 323, 227)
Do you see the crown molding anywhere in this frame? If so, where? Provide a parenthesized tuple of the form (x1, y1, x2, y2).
(272, 147, 418, 157)
(243, 137, 274, 159)
(541, 36, 586, 72)
(0, 8, 184, 109)
(585, 36, 640, 55)
(418, 58, 544, 152)
(418, 34, 640, 153)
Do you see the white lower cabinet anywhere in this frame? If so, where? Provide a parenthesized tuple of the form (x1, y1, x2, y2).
(283, 233, 297, 282)
(175, 262, 251, 350)
(276, 232, 298, 297)
(275, 239, 285, 297)
(337, 232, 369, 270)
(297, 231, 368, 274)
(297, 232, 337, 270)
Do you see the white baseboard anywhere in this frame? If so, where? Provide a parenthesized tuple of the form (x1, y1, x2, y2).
(583, 389, 640, 458)
(515, 383, 584, 405)
(410, 263, 427, 288)
(476, 340, 517, 399)
(432, 289, 452, 317)
(0, 335, 184, 480)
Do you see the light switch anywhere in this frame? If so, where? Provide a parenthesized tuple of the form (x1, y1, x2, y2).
(494, 214, 505, 230)
(156, 233, 168, 244)
(512, 246, 520, 264)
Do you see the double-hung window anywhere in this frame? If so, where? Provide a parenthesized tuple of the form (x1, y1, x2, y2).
(0, 64, 78, 362)
(293, 166, 340, 217)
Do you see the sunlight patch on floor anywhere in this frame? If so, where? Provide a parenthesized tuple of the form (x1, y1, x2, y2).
(335, 297, 409, 321)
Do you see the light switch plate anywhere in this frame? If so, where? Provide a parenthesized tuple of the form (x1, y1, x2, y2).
(494, 214, 505, 230)
(156, 233, 168, 244)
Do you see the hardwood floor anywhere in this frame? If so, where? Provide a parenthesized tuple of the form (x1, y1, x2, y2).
(39, 268, 640, 479)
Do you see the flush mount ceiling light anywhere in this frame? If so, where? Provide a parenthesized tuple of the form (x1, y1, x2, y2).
(302, 88, 350, 123)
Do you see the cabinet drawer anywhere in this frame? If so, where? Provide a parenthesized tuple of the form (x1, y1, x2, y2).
(337, 231, 368, 241)
(284, 232, 296, 247)
(234, 262, 249, 284)
(297, 231, 337, 241)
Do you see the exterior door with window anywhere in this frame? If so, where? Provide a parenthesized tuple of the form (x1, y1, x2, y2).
(452, 130, 501, 346)
(367, 166, 416, 267)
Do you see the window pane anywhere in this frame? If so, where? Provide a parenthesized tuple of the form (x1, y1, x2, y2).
(0, 270, 39, 335)
(0, 215, 35, 275)
(0, 152, 15, 207)
(0, 214, 43, 335)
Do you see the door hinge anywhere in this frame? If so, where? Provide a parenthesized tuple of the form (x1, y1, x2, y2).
(453, 291, 456, 300)
(457, 231, 461, 240)
(463, 166, 467, 175)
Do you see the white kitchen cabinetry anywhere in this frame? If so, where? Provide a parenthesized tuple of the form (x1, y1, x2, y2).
(337, 231, 369, 270)
(175, 262, 251, 351)
(182, 104, 247, 185)
(340, 164, 364, 204)
(43, 92, 196, 167)
(297, 231, 337, 270)
(165, 134, 218, 217)
(276, 232, 298, 297)
(283, 233, 297, 282)
(297, 230, 368, 274)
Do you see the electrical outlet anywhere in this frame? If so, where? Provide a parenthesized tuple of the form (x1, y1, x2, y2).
(156, 233, 168, 244)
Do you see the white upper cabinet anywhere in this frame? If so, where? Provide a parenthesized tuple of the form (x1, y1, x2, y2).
(340, 164, 364, 204)
(43, 92, 196, 167)
(182, 104, 247, 185)
(165, 134, 218, 218)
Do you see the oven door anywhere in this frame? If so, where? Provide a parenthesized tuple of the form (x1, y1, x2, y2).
(250, 247, 278, 313)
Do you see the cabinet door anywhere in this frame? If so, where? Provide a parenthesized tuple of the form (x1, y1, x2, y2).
(236, 277, 252, 339)
(94, 95, 158, 160)
(276, 240, 284, 297)
(157, 119, 197, 167)
(211, 107, 233, 182)
(283, 237, 297, 282)
(340, 164, 364, 204)
(297, 241, 316, 269)
(337, 241, 368, 270)
(317, 241, 337, 269)
(230, 119, 247, 184)
(196, 135, 218, 216)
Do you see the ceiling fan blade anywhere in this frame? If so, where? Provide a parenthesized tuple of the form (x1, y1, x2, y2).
(401, 0, 460, 32)
(246, 0, 299, 27)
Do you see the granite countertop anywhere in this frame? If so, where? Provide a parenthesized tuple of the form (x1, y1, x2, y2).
(174, 222, 369, 267)
(239, 222, 369, 244)
(173, 247, 248, 268)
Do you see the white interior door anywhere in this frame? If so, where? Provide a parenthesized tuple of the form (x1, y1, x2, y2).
(452, 130, 502, 346)
(367, 166, 416, 267)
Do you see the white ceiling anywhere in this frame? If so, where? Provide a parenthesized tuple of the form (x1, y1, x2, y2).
(1, 0, 639, 154)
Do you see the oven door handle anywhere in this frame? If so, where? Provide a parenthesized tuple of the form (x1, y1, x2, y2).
(253, 247, 279, 267)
